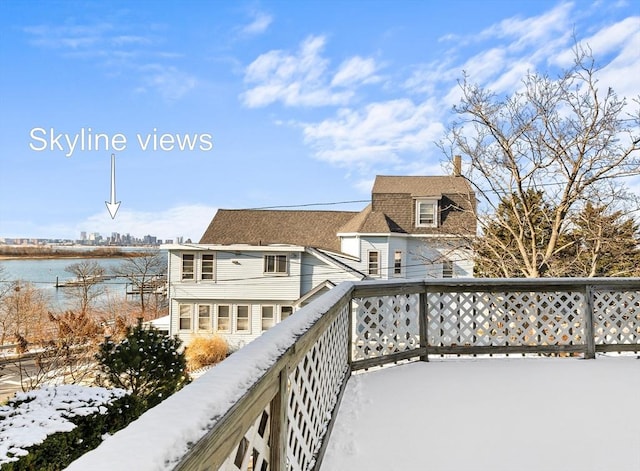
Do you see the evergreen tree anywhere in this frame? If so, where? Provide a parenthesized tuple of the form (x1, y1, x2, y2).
(474, 189, 559, 277)
(96, 320, 189, 410)
(562, 203, 640, 277)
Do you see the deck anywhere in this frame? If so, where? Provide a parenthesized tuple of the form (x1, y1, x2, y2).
(321, 357, 640, 471)
(67, 277, 640, 471)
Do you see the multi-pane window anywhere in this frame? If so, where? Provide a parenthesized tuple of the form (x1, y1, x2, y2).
(416, 200, 437, 227)
(281, 306, 293, 321)
(198, 305, 211, 331)
(443, 259, 454, 278)
(217, 305, 230, 332)
(264, 254, 288, 274)
(368, 251, 380, 276)
(261, 305, 275, 331)
(393, 251, 402, 276)
(236, 305, 250, 332)
(182, 254, 195, 280)
(202, 254, 215, 280)
(179, 304, 192, 330)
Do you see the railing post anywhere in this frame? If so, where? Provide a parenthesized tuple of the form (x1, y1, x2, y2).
(420, 286, 429, 362)
(270, 367, 289, 471)
(584, 284, 596, 359)
(348, 297, 354, 369)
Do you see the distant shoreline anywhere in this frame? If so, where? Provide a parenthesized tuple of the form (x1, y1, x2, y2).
(0, 247, 152, 260)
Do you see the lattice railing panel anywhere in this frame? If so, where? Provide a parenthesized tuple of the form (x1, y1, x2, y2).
(427, 291, 586, 347)
(220, 405, 271, 471)
(352, 294, 420, 361)
(593, 290, 640, 345)
(287, 303, 350, 471)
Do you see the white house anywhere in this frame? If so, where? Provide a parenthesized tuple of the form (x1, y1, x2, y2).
(164, 169, 476, 348)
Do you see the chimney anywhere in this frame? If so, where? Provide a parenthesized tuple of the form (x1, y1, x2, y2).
(453, 155, 462, 177)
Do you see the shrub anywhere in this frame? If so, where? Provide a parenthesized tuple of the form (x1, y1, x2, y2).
(0, 386, 140, 471)
(185, 336, 228, 371)
(95, 320, 189, 410)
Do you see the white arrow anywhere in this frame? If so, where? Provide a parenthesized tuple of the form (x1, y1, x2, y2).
(105, 153, 121, 219)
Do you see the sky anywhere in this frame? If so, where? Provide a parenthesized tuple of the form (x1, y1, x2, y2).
(0, 0, 638, 242)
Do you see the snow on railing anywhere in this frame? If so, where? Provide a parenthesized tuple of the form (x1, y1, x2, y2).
(67, 278, 639, 471)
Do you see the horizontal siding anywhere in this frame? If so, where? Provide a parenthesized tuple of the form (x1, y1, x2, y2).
(171, 299, 295, 349)
(169, 249, 302, 300)
(406, 239, 474, 279)
(359, 236, 389, 279)
(340, 236, 360, 257)
(300, 253, 360, 293)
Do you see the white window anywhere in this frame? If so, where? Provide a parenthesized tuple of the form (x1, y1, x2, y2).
(264, 254, 288, 274)
(179, 304, 192, 330)
(217, 305, 230, 332)
(182, 254, 195, 280)
(236, 305, 250, 332)
(368, 251, 380, 276)
(202, 254, 215, 280)
(261, 305, 275, 331)
(198, 305, 212, 331)
(280, 306, 293, 321)
(443, 259, 454, 278)
(393, 251, 402, 276)
(416, 200, 438, 227)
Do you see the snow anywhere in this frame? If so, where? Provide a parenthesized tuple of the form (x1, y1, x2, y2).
(0, 385, 127, 465)
(321, 355, 640, 471)
(66, 282, 355, 471)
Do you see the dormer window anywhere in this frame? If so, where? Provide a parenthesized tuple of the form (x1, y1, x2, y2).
(415, 199, 438, 227)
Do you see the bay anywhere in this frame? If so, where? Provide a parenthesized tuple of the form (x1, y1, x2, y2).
(0, 250, 166, 309)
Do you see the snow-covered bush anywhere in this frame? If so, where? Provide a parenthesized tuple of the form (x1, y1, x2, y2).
(0, 384, 138, 470)
(95, 320, 189, 410)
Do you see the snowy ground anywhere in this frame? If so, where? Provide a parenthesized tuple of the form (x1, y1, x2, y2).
(321, 355, 640, 471)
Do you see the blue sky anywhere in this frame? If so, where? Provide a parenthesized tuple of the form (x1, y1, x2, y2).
(1, 0, 638, 242)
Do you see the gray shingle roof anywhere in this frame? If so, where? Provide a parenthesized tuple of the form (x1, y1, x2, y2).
(199, 176, 476, 250)
(199, 209, 359, 252)
(372, 175, 473, 195)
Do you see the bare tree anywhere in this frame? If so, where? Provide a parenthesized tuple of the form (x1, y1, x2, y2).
(441, 46, 640, 277)
(111, 250, 167, 318)
(1, 281, 50, 346)
(64, 260, 105, 314)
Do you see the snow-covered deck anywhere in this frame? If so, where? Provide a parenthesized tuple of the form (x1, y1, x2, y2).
(322, 357, 640, 471)
(67, 278, 640, 471)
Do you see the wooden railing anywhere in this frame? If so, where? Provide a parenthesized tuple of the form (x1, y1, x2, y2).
(68, 278, 640, 471)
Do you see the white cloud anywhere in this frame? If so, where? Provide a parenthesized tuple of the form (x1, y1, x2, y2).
(241, 35, 379, 108)
(331, 56, 380, 87)
(240, 11, 273, 36)
(479, 2, 572, 50)
(302, 99, 445, 168)
(139, 65, 198, 101)
(23, 19, 197, 102)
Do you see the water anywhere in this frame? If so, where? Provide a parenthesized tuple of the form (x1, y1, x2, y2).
(0, 251, 164, 309)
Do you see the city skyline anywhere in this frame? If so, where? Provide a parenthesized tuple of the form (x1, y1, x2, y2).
(1, 231, 189, 246)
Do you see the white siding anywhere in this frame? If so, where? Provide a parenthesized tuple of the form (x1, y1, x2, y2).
(387, 236, 408, 278)
(169, 250, 302, 301)
(300, 252, 360, 293)
(359, 236, 389, 279)
(405, 239, 474, 279)
(340, 236, 360, 257)
(171, 299, 297, 349)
